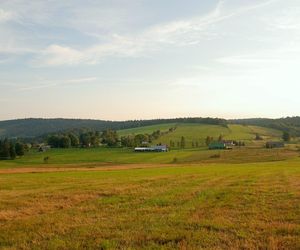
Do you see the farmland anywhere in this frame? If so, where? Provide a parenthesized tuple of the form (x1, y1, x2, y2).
(1, 160, 300, 249)
(120, 123, 282, 147)
(1, 123, 300, 249)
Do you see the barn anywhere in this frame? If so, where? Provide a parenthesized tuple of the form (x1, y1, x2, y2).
(134, 145, 168, 152)
(209, 142, 226, 150)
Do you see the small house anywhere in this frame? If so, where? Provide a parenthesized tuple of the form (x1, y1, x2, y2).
(266, 141, 284, 149)
(222, 140, 235, 146)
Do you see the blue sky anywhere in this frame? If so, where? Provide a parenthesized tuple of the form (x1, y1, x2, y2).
(0, 0, 299, 120)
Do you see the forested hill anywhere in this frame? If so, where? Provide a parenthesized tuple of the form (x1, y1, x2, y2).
(0, 118, 227, 138)
(230, 117, 300, 136)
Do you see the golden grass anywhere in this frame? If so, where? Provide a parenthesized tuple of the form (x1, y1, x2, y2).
(1, 160, 300, 249)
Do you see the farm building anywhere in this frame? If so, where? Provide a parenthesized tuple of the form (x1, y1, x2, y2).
(209, 142, 226, 150)
(134, 145, 168, 152)
(266, 141, 284, 149)
(223, 140, 235, 146)
(38, 145, 51, 152)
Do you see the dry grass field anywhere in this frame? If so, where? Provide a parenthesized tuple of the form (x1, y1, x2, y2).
(1, 158, 300, 249)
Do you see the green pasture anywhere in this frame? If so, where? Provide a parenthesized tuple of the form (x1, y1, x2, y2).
(150, 124, 282, 147)
(0, 145, 298, 169)
(118, 123, 176, 136)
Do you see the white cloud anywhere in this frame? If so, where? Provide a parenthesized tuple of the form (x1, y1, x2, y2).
(34, 45, 85, 66)
(33, 0, 280, 66)
(0, 9, 15, 22)
(0, 0, 282, 66)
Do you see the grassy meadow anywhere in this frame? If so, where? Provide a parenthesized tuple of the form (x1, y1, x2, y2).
(1, 160, 300, 249)
(119, 123, 282, 148)
(1, 123, 300, 249)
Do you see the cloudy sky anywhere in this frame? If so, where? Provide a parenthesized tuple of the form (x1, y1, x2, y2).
(0, 0, 299, 120)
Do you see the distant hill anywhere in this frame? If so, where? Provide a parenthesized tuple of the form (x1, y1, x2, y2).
(0, 117, 226, 138)
(230, 117, 300, 136)
(1, 116, 298, 139)
(119, 123, 282, 148)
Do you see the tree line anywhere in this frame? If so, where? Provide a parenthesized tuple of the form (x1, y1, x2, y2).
(0, 139, 26, 160)
(46, 126, 177, 149)
(120, 127, 176, 148)
(47, 130, 119, 148)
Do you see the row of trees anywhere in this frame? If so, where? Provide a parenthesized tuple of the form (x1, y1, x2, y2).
(205, 135, 225, 146)
(46, 126, 177, 148)
(282, 131, 291, 142)
(0, 139, 26, 160)
(120, 127, 176, 148)
(47, 130, 119, 148)
(169, 137, 187, 148)
(121, 130, 162, 148)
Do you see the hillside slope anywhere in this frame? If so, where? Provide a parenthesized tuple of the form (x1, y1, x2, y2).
(151, 124, 281, 147)
(0, 118, 226, 138)
(231, 117, 300, 136)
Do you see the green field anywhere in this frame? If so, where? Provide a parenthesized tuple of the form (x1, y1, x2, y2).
(119, 123, 282, 148)
(1, 123, 299, 249)
(118, 123, 177, 136)
(0, 146, 298, 169)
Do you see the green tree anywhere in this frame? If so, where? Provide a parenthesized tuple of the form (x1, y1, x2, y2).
(101, 129, 119, 147)
(15, 142, 25, 156)
(169, 140, 175, 148)
(218, 135, 223, 142)
(180, 136, 186, 149)
(9, 143, 16, 160)
(80, 133, 91, 147)
(282, 131, 291, 142)
(68, 133, 79, 147)
(47, 135, 61, 148)
(60, 136, 71, 148)
(0, 139, 10, 159)
(255, 133, 263, 140)
(205, 136, 213, 146)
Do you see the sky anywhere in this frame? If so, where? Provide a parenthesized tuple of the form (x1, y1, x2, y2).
(0, 0, 300, 121)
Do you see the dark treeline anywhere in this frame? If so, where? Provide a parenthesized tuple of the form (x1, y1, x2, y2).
(0, 139, 26, 160)
(47, 130, 119, 148)
(230, 117, 300, 136)
(0, 117, 227, 138)
(47, 126, 176, 148)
